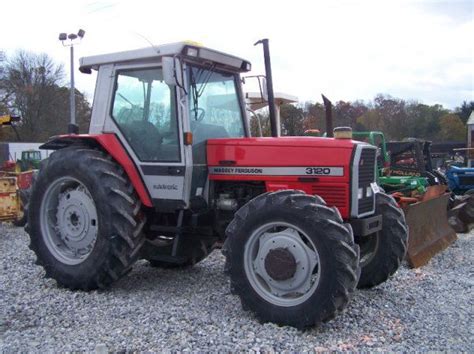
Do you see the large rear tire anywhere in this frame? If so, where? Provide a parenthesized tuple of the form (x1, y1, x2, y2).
(357, 192, 408, 289)
(27, 146, 146, 290)
(224, 190, 360, 328)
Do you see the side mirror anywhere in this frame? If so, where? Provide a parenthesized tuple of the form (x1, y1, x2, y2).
(162, 57, 176, 86)
(162, 57, 185, 88)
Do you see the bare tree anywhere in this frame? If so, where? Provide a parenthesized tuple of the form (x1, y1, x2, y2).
(0, 50, 91, 142)
(0, 51, 64, 140)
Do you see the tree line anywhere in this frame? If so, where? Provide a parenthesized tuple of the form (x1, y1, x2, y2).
(252, 96, 473, 142)
(1, 50, 472, 143)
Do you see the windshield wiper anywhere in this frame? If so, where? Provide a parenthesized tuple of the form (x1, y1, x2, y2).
(190, 64, 215, 120)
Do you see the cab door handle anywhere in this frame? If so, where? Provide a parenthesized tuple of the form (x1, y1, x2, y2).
(168, 166, 184, 175)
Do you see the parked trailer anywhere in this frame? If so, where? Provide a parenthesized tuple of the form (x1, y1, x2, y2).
(0, 170, 34, 226)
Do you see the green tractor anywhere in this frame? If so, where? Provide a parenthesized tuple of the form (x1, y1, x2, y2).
(352, 131, 428, 197)
(16, 150, 42, 172)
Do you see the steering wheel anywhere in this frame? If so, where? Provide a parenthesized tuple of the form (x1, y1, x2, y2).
(191, 108, 206, 122)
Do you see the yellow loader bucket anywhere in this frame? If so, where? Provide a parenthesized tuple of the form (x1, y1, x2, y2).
(402, 187, 457, 268)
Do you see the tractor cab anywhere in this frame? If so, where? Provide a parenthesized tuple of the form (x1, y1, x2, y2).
(80, 42, 250, 208)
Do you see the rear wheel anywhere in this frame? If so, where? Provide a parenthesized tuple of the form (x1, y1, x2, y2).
(224, 190, 360, 328)
(357, 192, 408, 288)
(27, 146, 146, 290)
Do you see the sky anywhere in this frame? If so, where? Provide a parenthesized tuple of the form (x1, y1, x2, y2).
(1, 0, 473, 108)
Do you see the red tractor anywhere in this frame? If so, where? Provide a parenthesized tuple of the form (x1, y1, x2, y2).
(27, 40, 408, 328)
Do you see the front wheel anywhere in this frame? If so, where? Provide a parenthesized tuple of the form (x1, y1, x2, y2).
(357, 192, 408, 288)
(224, 190, 360, 328)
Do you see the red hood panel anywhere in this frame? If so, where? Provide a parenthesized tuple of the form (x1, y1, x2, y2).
(207, 137, 355, 168)
(207, 137, 358, 219)
(208, 136, 356, 148)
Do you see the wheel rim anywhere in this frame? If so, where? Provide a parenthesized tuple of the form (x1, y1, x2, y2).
(40, 176, 98, 265)
(359, 231, 379, 267)
(244, 222, 321, 307)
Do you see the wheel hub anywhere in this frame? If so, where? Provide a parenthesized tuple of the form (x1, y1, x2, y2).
(264, 248, 297, 281)
(250, 226, 319, 300)
(40, 177, 99, 265)
(56, 188, 97, 254)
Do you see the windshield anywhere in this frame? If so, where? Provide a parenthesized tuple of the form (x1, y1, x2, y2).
(188, 65, 245, 144)
(24, 151, 39, 159)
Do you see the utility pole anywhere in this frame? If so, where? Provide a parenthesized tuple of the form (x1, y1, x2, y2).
(59, 29, 85, 134)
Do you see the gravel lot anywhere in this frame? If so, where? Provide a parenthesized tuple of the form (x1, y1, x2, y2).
(0, 224, 472, 352)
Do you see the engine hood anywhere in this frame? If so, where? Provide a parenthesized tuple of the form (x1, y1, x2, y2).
(207, 136, 358, 149)
(207, 137, 365, 169)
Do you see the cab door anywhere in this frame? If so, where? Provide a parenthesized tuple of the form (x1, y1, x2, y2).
(103, 64, 190, 208)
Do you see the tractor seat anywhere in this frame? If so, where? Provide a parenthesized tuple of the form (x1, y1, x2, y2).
(122, 120, 162, 160)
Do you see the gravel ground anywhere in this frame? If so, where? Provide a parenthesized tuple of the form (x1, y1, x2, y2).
(0, 224, 472, 352)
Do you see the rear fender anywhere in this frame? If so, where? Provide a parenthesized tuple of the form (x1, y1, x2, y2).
(40, 134, 153, 207)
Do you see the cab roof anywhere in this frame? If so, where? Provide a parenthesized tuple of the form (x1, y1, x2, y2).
(79, 41, 251, 74)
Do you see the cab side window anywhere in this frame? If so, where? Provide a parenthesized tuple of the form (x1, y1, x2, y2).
(111, 67, 180, 162)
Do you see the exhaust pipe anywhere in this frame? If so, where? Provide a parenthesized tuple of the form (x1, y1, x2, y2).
(322, 94, 333, 138)
(255, 39, 278, 137)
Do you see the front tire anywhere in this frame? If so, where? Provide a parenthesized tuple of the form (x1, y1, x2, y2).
(357, 192, 408, 288)
(27, 146, 146, 290)
(224, 190, 360, 328)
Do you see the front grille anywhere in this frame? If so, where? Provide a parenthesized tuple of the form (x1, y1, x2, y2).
(357, 147, 376, 215)
(312, 185, 346, 209)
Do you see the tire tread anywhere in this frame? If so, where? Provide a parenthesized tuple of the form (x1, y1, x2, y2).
(27, 146, 146, 291)
(224, 189, 360, 328)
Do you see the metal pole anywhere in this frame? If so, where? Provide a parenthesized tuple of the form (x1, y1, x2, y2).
(68, 45, 78, 134)
(322, 94, 333, 137)
(255, 39, 278, 137)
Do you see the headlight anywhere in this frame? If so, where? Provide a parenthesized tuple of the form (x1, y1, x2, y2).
(186, 47, 199, 57)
